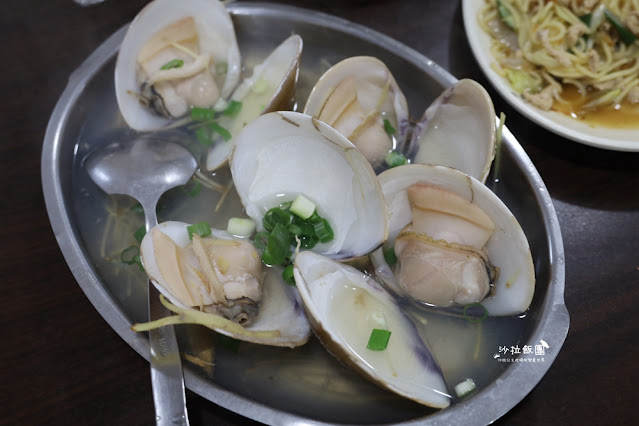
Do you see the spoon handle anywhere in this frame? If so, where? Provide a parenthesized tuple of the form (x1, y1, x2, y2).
(144, 201, 189, 426)
(149, 284, 190, 426)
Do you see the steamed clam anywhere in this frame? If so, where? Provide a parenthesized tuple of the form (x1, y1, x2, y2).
(407, 79, 497, 183)
(115, 0, 241, 131)
(205, 34, 303, 171)
(230, 111, 388, 260)
(304, 56, 409, 169)
(370, 164, 535, 316)
(140, 221, 310, 347)
(294, 251, 450, 409)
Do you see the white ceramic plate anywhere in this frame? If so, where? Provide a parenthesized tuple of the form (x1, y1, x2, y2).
(462, 0, 639, 151)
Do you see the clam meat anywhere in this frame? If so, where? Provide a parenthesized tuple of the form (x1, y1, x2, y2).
(370, 164, 535, 316)
(140, 221, 311, 347)
(304, 56, 409, 168)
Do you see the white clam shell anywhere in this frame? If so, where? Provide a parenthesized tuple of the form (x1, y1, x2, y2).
(407, 79, 496, 183)
(230, 111, 389, 260)
(370, 164, 535, 316)
(206, 34, 303, 171)
(293, 251, 450, 409)
(115, 0, 241, 131)
(140, 221, 311, 347)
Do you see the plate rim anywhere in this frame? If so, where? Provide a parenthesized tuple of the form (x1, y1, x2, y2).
(462, 0, 639, 152)
(41, 2, 568, 424)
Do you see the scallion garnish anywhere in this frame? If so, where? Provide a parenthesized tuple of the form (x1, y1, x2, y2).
(160, 59, 184, 70)
(181, 180, 202, 198)
(130, 203, 144, 214)
(133, 226, 146, 244)
(254, 197, 335, 266)
(133, 254, 144, 272)
(604, 8, 637, 46)
(222, 100, 243, 117)
(208, 122, 232, 141)
(383, 118, 396, 135)
(383, 247, 397, 267)
(462, 302, 489, 323)
(282, 264, 296, 286)
(313, 218, 334, 243)
(385, 151, 407, 168)
(290, 194, 316, 220)
(120, 245, 140, 265)
(191, 107, 216, 122)
(187, 222, 212, 240)
(195, 127, 213, 146)
(367, 328, 392, 351)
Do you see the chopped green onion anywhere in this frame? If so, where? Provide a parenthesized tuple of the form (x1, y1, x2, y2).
(133, 225, 146, 244)
(385, 151, 407, 168)
(253, 231, 269, 250)
(282, 264, 296, 286)
(454, 378, 476, 398)
(215, 61, 228, 75)
(462, 302, 489, 323)
(251, 78, 269, 94)
(290, 194, 316, 220)
(227, 217, 256, 237)
(279, 201, 293, 210)
(313, 218, 334, 243)
(133, 254, 144, 272)
(307, 211, 323, 224)
(130, 203, 144, 214)
(287, 223, 303, 236)
(222, 100, 243, 117)
(195, 127, 213, 146)
(383, 247, 397, 267)
(187, 222, 212, 240)
(181, 180, 202, 198)
(263, 207, 293, 232)
(604, 8, 637, 46)
(190, 107, 216, 122)
(261, 223, 290, 266)
(383, 118, 396, 135)
(367, 328, 391, 351)
(208, 122, 232, 141)
(497, 0, 516, 30)
(160, 59, 184, 70)
(120, 245, 140, 265)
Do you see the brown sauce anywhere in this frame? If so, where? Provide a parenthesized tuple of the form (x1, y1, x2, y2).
(552, 85, 639, 129)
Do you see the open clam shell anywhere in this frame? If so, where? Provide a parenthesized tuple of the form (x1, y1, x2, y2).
(407, 79, 496, 183)
(206, 34, 303, 171)
(115, 0, 241, 131)
(303, 56, 410, 169)
(293, 251, 450, 409)
(140, 221, 311, 347)
(369, 164, 535, 316)
(229, 111, 388, 260)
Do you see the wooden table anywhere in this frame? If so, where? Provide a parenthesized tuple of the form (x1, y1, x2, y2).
(5, 0, 638, 424)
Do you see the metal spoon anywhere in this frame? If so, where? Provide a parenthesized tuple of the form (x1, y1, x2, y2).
(85, 135, 197, 426)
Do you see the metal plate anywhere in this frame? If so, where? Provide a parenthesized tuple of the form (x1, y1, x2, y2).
(42, 3, 568, 424)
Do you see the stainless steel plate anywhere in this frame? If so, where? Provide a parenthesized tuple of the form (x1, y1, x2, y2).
(42, 3, 568, 425)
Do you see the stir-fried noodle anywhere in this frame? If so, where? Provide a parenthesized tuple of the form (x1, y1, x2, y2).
(478, 0, 639, 115)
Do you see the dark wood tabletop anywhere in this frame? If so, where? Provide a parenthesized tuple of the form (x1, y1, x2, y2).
(4, 0, 639, 425)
